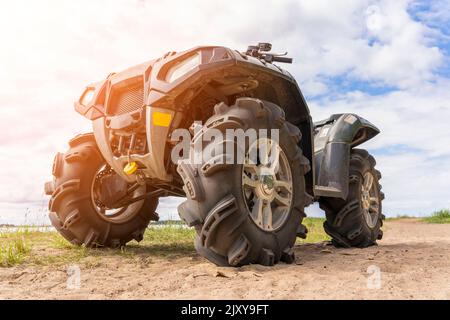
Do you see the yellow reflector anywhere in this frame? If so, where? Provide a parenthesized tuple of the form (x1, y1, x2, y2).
(152, 111, 172, 127)
(123, 162, 138, 175)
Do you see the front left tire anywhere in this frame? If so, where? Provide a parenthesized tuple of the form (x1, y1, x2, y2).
(177, 98, 311, 266)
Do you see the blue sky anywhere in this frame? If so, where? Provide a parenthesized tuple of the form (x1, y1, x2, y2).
(0, 0, 449, 224)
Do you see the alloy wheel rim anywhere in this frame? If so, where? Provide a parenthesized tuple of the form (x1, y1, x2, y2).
(361, 171, 380, 228)
(242, 138, 293, 231)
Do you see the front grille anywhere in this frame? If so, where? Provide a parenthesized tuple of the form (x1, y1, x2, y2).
(108, 82, 144, 115)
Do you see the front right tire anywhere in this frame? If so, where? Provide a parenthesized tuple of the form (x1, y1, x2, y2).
(46, 133, 159, 248)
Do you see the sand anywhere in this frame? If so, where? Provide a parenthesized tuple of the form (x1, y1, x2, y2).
(1, 219, 449, 300)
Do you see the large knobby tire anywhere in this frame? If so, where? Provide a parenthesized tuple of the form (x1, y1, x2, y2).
(47, 133, 158, 248)
(177, 98, 310, 266)
(319, 149, 385, 248)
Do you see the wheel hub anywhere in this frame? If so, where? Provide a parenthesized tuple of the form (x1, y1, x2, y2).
(91, 165, 146, 222)
(258, 174, 276, 198)
(96, 171, 129, 208)
(262, 174, 275, 190)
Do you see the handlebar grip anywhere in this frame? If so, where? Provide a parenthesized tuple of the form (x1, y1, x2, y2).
(273, 56, 293, 63)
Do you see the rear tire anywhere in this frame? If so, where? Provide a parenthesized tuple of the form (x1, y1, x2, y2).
(177, 98, 310, 266)
(46, 133, 159, 248)
(319, 149, 385, 248)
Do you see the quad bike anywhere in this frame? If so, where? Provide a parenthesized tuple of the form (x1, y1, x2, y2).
(44, 43, 385, 266)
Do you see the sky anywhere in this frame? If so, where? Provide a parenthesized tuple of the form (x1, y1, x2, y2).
(0, 0, 449, 224)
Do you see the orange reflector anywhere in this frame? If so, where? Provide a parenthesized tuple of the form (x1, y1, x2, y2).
(152, 112, 172, 127)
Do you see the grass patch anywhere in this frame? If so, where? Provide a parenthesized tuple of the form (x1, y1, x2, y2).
(0, 219, 330, 267)
(137, 225, 196, 256)
(385, 214, 416, 221)
(0, 234, 30, 267)
(423, 209, 450, 224)
(297, 217, 330, 244)
(0, 225, 197, 267)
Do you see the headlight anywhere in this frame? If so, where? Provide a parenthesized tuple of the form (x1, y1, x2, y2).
(80, 88, 95, 106)
(165, 53, 200, 83)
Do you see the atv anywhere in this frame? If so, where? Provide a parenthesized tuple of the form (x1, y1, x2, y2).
(44, 43, 384, 266)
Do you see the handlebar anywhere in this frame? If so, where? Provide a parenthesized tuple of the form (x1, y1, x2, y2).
(272, 56, 293, 64)
(261, 54, 293, 64)
(244, 43, 293, 64)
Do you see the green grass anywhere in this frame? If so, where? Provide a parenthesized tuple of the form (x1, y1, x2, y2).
(385, 214, 416, 221)
(0, 219, 329, 267)
(297, 217, 330, 243)
(0, 233, 30, 267)
(0, 225, 198, 267)
(423, 209, 450, 224)
(138, 225, 196, 255)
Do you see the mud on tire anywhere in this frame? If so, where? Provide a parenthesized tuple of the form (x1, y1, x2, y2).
(46, 133, 158, 248)
(319, 149, 385, 248)
(177, 98, 310, 266)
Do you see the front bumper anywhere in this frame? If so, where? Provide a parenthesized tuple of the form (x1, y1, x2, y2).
(92, 106, 176, 183)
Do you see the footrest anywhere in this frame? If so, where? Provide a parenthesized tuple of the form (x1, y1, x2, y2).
(314, 185, 343, 198)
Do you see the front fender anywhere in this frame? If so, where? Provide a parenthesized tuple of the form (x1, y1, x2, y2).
(313, 114, 379, 199)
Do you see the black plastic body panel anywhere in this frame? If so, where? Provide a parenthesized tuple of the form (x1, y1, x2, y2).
(313, 113, 380, 199)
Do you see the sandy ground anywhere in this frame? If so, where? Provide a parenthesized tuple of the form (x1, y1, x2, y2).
(1, 219, 449, 300)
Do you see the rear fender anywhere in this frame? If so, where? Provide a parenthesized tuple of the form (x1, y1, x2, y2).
(313, 114, 379, 199)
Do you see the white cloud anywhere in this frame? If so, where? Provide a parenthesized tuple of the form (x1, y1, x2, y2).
(0, 0, 448, 223)
(310, 79, 450, 156)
